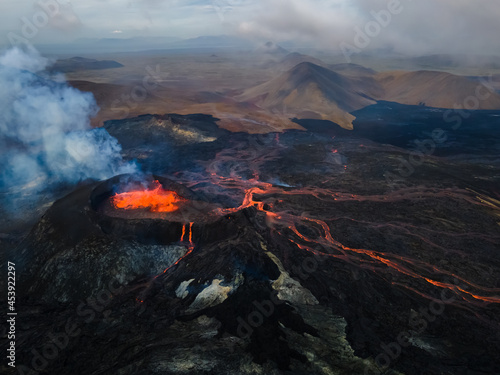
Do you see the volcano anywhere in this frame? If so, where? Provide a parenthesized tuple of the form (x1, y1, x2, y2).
(238, 62, 381, 129)
(238, 62, 500, 132)
(6, 111, 500, 375)
(278, 52, 329, 71)
(16, 173, 243, 304)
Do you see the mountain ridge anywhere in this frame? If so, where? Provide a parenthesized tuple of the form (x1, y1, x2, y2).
(239, 60, 500, 129)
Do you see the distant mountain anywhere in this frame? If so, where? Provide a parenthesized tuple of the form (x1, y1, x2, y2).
(329, 63, 377, 76)
(94, 36, 181, 45)
(238, 62, 379, 128)
(279, 52, 328, 70)
(35, 36, 183, 54)
(376, 70, 500, 109)
(410, 54, 500, 70)
(168, 35, 254, 49)
(74, 36, 182, 52)
(255, 41, 289, 56)
(51, 57, 123, 73)
(35, 35, 255, 54)
(238, 62, 500, 129)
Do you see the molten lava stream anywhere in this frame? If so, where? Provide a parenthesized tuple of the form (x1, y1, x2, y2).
(153, 223, 195, 279)
(136, 223, 196, 305)
(234, 183, 500, 306)
(180, 222, 194, 245)
(284, 217, 500, 306)
(112, 180, 184, 212)
(176, 161, 500, 308)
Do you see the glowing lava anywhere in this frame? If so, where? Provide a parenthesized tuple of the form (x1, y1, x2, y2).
(177, 149, 500, 308)
(112, 180, 185, 213)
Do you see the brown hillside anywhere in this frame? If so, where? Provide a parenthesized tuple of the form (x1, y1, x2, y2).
(376, 70, 500, 109)
(238, 62, 381, 129)
(279, 52, 328, 71)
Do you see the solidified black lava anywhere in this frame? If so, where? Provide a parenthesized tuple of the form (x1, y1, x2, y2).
(4, 110, 500, 375)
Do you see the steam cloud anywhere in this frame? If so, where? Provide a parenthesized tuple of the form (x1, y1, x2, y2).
(0, 47, 137, 212)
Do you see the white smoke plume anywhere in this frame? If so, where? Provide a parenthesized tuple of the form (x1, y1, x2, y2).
(0, 46, 137, 214)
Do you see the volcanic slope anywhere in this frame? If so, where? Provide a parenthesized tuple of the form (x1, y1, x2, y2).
(238, 62, 380, 129)
(255, 41, 290, 57)
(278, 52, 329, 71)
(376, 70, 500, 109)
(329, 62, 377, 76)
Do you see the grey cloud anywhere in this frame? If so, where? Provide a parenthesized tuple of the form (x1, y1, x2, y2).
(234, 0, 500, 55)
(1, 1, 498, 56)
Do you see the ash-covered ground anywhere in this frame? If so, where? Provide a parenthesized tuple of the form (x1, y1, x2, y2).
(1, 103, 500, 375)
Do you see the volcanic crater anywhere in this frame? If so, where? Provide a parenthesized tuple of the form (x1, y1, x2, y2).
(91, 174, 233, 244)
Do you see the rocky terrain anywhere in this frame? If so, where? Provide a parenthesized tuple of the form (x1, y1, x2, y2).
(2, 105, 500, 375)
(64, 51, 500, 131)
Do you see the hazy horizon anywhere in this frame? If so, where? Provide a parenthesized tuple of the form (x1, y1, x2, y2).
(1, 0, 500, 57)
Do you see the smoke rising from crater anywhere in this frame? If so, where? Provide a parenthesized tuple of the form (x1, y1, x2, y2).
(0, 47, 137, 212)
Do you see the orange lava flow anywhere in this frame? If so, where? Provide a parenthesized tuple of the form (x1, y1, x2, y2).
(180, 222, 194, 244)
(199, 170, 500, 306)
(152, 144, 500, 308)
(112, 180, 184, 213)
(188, 222, 193, 243)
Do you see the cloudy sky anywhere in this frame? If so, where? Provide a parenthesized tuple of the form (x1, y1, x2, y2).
(0, 0, 498, 55)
